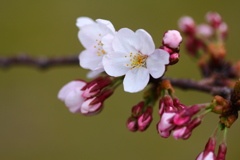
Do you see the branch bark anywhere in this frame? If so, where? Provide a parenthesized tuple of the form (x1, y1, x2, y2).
(0, 54, 232, 98)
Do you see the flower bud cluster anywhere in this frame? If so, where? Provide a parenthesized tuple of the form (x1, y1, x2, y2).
(196, 137, 227, 160)
(58, 76, 116, 116)
(160, 30, 182, 65)
(157, 96, 204, 139)
(178, 12, 228, 57)
(126, 102, 153, 132)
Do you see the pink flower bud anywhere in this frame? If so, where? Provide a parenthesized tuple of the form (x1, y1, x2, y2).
(126, 117, 138, 132)
(82, 77, 113, 98)
(58, 80, 87, 113)
(90, 89, 114, 105)
(196, 151, 216, 160)
(178, 16, 195, 35)
(206, 12, 222, 29)
(159, 96, 176, 116)
(82, 83, 100, 98)
(162, 30, 182, 49)
(157, 112, 176, 133)
(81, 97, 102, 115)
(81, 89, 114, 115)
(173, 105, 202, 125)
(159, 46, 174, 54)
(196, 138, 217, 160)
(219, 22, 228, 40)
(196, 24, 214, 37)
(169, 53, 180, 65)
(138, 107, 153, 131)
(185, 36, 204, 56)
(159, 130, 171, 138)
(173, 98, 187, 110)
(173, 117, 202, 140)
(216, 142, 227, 160)
(131, 101, 144, 118)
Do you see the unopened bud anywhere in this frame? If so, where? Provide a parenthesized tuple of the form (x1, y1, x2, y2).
(196, 24, 214, 37)
(178, 16, 195, 35)
(206, 12, 222, 29)
(169, 53, 180, 65)
(131, 101, 144, 117)
(219, 22, 228, 40)
(138, 107, 153, 131)
(162, 30, 182, 49)
(127, 117, 138, 132)
(216, 142, 227, 160)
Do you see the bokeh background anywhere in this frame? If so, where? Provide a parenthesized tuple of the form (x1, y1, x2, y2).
(0, 0, 240, 159)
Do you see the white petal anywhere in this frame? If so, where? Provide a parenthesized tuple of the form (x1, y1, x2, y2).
(76, 17, 95, 28)
(102, 34, 115, 54)
(64, 89, 85, 113)
(58, 81, 86, 101)
(96, 19, 115, 33)
(78, 23, 102, 49)
(123, 67, 149, 93)
(136, 29, 155, 55)
(147, 49, 169, 78)
(79, 49, 103, 70)
(87, 68, 104, 79)
(112, 28, 139, 53)
(103, 52, 130, 77)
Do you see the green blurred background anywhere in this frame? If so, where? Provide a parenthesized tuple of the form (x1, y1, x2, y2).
(0, 0, 240, 159)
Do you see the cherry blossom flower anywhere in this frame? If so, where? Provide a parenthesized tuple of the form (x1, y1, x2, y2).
(58, 80, 87, 113)
(103, 28, 169, 93)
(76, 17, 116, 72)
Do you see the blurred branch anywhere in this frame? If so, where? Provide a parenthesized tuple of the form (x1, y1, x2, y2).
(0, 53, 79, 69)
(167, 77, 232, 99)
(0, 54, 232, 98)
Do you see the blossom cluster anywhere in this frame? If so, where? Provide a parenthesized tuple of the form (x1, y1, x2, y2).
(56, 12, 238, 160)
(76, 17, 181, 93)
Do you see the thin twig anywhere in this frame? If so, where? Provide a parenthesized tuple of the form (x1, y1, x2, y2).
(0, 53, 79, 69)
(0, 54, 232, 98)
(167, 77, 232, 99)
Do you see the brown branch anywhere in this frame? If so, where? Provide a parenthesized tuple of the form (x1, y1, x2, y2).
(0, 53, 79, 69)
(167, 77, 232, 100)
(0, 54, 232, 99)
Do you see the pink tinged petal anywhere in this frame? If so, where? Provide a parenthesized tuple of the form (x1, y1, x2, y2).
(196, 152, 204, 160)
(173, 113, 191, 126)
(112, 28, 139, 53)
(147, 49, 169, 78)
(159, 131, 171, 138)
(96, 19, 115, 33)
(158, 112, 176, 132)
(204, 152, 215, 160)
(76, 17, 95, 29)
(196, 24, 214, 37)
(123, 67, 150, 93)
(103, 52, 130, 77)
(82, 84, 99, 98)
(102, 34, 115, 54)
(172, 126, 187, 140)
(64, 89, 86, 113)
(81, 98, 102, 115)
(78, 23, 102, 49)
(136, 29, 155, 55)
(87, 68, 104, 79)
(79, 49, 103, 70)
(162, 30, 182, 49)
(58, 80, 86, 101)
(127, 118, 138, 132)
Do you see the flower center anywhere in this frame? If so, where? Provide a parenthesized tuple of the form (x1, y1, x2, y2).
(94, 34, 106, 56)
(125, 52, 148, 69)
